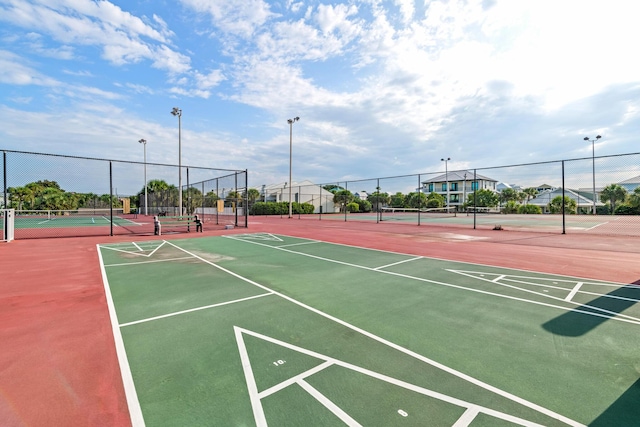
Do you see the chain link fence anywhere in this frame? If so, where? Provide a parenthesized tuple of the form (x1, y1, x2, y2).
(257, 153, 640, 236)
(1, 150, 247, 239)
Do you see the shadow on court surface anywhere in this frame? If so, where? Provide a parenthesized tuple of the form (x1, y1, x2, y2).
(541, 285, 640, 337)
(589, 378, 640, 427)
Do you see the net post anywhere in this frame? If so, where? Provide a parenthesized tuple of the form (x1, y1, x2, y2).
(2, 209, 15, 242)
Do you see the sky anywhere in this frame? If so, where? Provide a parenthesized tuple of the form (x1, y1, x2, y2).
(1, 0, 639, 195)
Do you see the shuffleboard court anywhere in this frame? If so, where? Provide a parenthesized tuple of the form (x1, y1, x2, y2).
(98, 233, 640, 426)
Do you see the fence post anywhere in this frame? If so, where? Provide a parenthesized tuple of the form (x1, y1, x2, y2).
(473, 169, 477, 230)
(186, 167, 190, 216)
(3, 151, 7, 209)
(562, 160, 566, 234)
(417, 174, 421, 226)
(245, 170, 249, 228)
(377, 178, 380, 224)
(109, 161, 113, 236)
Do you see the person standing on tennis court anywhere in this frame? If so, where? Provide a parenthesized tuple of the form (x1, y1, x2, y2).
(154, 215, 161, 235)
(194, 214, 203, 232)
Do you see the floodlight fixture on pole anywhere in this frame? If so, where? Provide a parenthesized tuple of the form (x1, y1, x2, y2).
(287, 116, 300, 218)
(584, 135, 601, 215)
(441, 158, 450, 208)
(138, 138, 148, 216)
(171, 107, 183, 216)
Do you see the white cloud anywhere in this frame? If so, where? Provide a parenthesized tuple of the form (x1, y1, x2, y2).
(0, 0, 189, 73)
(181, 0, 276, 38)
(0, 50, 60, 86)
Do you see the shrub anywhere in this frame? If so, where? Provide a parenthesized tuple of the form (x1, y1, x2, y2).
(250, 201, 315, 215)
(614, 205, 640, 215)
(346, 202, 359, 212)
(518, 204, 542, 214)
(503, 201, 519, 214)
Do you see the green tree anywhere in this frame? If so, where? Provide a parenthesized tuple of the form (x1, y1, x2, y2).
(503, 200, 519, 214)
(499, 188, 519, 205)
(7, 186, 34, 210)
(406, 192, 427, 209)
(147, 179, 170, 192)
(549, 196, 577, 214)
(389, 192, 405, 208)
(522, 187, 538, 204)
(354, 198, 372, 213)
(367, 189, 389, 211)
(518, 204, 542, 214)
(599, 183, 627, 214)
(628, 187, 640, 208)
(204, 190, 220, 207)
(426, 192, 445, 208)
(184, 187, 203, 214)
(346, 202, 359, 212)
(333, 189, 354, 212)
(247, 188, 261, 205)
(467, 189, 499, 207)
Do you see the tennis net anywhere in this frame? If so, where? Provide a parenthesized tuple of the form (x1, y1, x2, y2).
(16, 208, 125, 220)
(380, 207, 457, 220)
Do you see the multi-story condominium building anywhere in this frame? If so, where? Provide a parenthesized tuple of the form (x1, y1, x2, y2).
(421, 170, 498, 208)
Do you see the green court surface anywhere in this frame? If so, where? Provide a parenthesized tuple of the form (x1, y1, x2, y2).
(13, 213, 141, 229)
(98, 234, 640, 426)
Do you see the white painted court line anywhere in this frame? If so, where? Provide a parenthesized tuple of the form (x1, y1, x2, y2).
(277, 240, 321, 248)
(132, 242, 143, 251)
(168, 240, 584, 427)
(119, 293, 274, 327)
(235, 327, 551, 427)
(258, 361, 333, 398)
(298, 379, 363, 427)
(452, 406, 481, 427)
(234, 326, 267, 427)
(565, 282, 583, 302)
(104, 256, 194, 267)
(97, 245, 146, 427)
(451, 271, 640, 325)
(224, 235, 640, 327)
(374, 256, 423, 270)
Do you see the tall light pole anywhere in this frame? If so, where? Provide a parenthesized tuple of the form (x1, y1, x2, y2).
(171, 107, 182, 216)
(441, 157, 450, 209)
(287, 116, 300, 218)
(138, 138, 147, 216)
(584, 135, 601, 215)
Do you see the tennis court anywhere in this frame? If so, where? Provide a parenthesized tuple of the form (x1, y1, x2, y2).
(12, 209, 141, 229)
(98, 233, 640, 426)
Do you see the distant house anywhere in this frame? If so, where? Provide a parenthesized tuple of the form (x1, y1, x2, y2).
(617, 175, 640, 193)
(497, 182, 523, 192)
(528, 188, 603, 213)
(354, 190, 368, 200)
(421, 170, 498, 208)
(260, 180, 338, 213)
(536, 184, 556, 193)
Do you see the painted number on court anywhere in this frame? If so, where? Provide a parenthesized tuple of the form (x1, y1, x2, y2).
(272, 360, 286, 366)
(397, 409, 408, 417)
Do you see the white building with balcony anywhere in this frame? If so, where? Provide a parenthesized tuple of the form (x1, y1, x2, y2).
(421, 170, 498, 208)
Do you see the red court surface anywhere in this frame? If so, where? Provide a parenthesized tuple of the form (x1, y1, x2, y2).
(1, 216, 638, 426)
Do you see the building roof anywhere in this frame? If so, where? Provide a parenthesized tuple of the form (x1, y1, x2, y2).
(618, 174, 640, 185)
(528, 188, 604, 206)
(422, 170, 496, 183)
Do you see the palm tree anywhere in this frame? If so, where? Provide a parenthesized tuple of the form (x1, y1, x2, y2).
(523, 188, 538, 205)
(600, 183, 627, 214)
(549, 196, 577, 214)
(628, 187, 640, 208)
